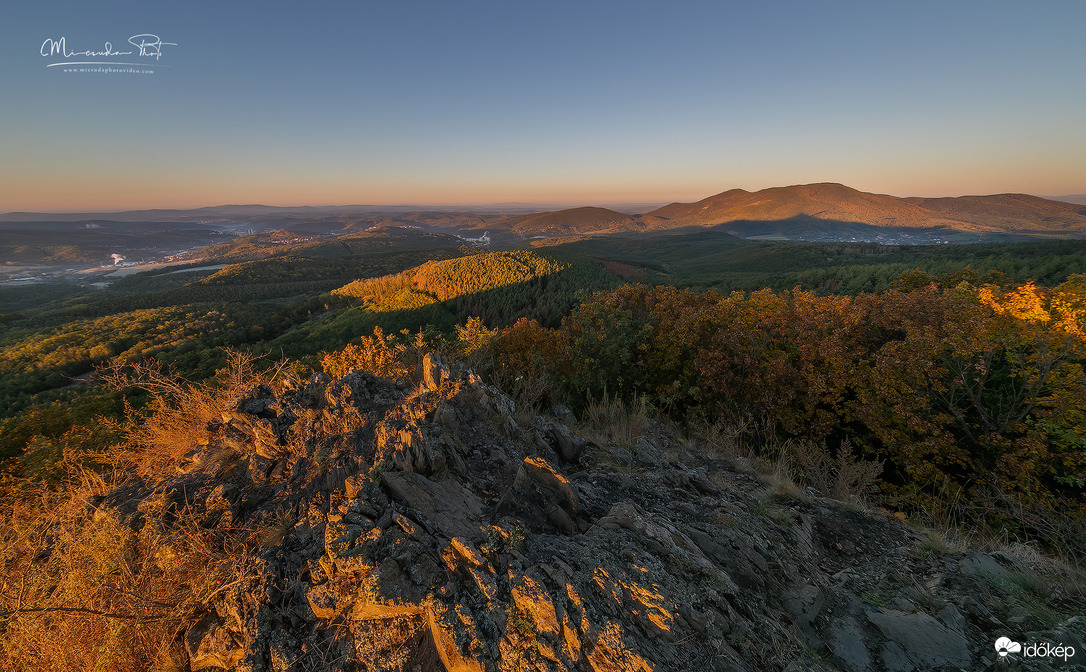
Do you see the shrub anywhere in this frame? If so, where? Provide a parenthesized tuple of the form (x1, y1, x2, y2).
(101, 350, 283, 481)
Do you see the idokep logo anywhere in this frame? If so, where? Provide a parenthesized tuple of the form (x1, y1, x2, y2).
(994, 637, 1021, 657)
(995, 636, 1076, 662)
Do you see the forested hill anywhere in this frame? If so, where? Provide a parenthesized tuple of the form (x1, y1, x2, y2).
(640, 183, 1086, 234)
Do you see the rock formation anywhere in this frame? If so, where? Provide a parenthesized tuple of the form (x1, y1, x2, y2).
(86, 358, 1086, 671)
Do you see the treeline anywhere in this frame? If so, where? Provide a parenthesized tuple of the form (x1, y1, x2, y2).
(558, 234, 1086, 296)
(412, 251, 568, 301)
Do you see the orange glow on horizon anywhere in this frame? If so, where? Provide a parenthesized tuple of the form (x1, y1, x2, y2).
(1, 169, 1081, 213)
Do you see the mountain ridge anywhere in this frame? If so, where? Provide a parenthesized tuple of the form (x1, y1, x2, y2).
(638, 183, 1086, 234)
(6, 183, 1086, 238)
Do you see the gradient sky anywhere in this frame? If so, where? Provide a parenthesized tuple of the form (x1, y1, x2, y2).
(2, 0, 1084, 211)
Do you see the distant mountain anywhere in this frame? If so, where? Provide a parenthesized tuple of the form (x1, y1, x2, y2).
(0, 204, 381, 223)
(7, 184, 1084, 238)
(490, 206, 649, 236)
(466, 183, 1086, 239)
(0, 204, 545, 223)
(899, 193, 1086, 232)
(644, 183, 1086, 235)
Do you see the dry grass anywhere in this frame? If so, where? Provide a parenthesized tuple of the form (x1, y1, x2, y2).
(687, 418, 881, 506)
(582, 393, 647, 452)
(100, 350, 286, 481)
(0, 479, 259, 672)
(0, 350, 293, 671)
(687, 413, 769, 463)
(320, 326, 442, 387)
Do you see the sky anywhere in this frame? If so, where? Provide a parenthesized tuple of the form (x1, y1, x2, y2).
(1, 0, 1084, 212)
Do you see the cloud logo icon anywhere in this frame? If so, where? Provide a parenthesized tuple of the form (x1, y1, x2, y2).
(995, 637, 1022, 657)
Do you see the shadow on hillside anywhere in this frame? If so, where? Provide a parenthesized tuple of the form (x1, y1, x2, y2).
(704, 215, 1054, 243)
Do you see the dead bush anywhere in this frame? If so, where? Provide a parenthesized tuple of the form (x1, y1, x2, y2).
(786, 438, 883, 504)
(0, 480, 258, 672)
(101, 350, 282, 480)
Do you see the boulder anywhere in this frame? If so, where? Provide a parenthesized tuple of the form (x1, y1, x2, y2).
(545, 420, 586, 463)
(510, 573, 560, 638)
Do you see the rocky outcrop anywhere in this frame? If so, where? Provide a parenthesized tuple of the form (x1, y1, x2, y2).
(88, 357, 1086, 671)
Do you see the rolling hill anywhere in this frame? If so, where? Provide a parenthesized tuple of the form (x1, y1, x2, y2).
(456, 183, 1086, 240)
(487, 206, 653, 236)
(644, 183, 1086, 235)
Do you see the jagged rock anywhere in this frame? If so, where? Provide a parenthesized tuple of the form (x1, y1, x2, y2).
(632, 436, 666, 468)
(75, 361, 1086, 672)
(827, 615, 873, 671)
(186, 613, 245, 671)
(89, 479, 150, 529)
(218, 412, 282, 458)
(496, 456, 580, 535)
(1040, 616, 1086, 666)
(959, 550, 1017, 579)
(236, 384, 278, 418)
(324, 517, 362, 557)
(267, 628, 301, 672)
(594, 501, 722, 579)
(343, 472, 372, 500)
(357, 558, 429, 615)
(783, 583, 825, 645)
(585, 622, 653, 672)
(423, 351, 450, 391)
(510, 573, 561, 638)
(448, 537, 487, 568)
(937, 603, 967, 632)
(302, 372, 331, 406)
(388, 426, 445, 475)
(685, 525, 766, 592)
(428, 601, 487, 672)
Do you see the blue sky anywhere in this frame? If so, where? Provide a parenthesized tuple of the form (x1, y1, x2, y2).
(2, 0, 1084, 210)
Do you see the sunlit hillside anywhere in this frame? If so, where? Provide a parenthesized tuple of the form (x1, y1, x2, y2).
(334, 250, 569, 306)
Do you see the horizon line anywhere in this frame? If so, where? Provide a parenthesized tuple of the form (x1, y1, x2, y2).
(4, 183, 1084, 217)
